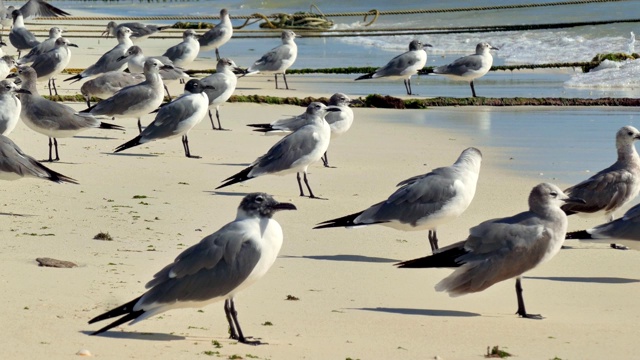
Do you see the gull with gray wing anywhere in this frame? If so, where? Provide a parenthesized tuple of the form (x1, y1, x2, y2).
(17, 26, 62, 64)
(80, 71, 144, 107)
(114, 79, 213, 158)
(17, 66, 124, 162)
(397, 183, 585, 319)
(200, 57, 241, 130)
(88, 193, 296, 344)
(162, 29, 199, 68)
(0, 134, 76, 183)
(566, 202, 640, 250)
(246, 30, 298, 90)
(28, 37, 77, 96)
(217, 102, 338, 199)
(315, 147, 482, 252)
(355, 40, 432, 95)
(103, 21, 170, 42)
(198, 8, 232, 60)
(432, 42, 498, 97)
(9, 10, 39, 57)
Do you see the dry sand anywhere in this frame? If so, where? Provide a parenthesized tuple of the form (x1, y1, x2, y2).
(0, 18, 639, 360)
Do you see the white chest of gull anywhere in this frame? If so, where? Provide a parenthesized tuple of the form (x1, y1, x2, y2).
(433, 42, 498, 97)
(162, 29, 200, 68)
(200, 57, 241, 130)
(0, 134, 76, 183)
(9, 10, 39, 57)
(0, 55, 16, 80)
(315, 147, 482, 252)
(28, 37, 78, 96)
(355, 40, 432, 95)
(248, 93, 355, 167)
(114, 79, 213, 158)
(0, 79, 26, 136)
(217, 102, 338, 199)
(17, 66, 124, 162)
(64, 27, 133, 84)
(18, 26, 62, 65)
(82, 58, 170, 133)
(246, 30, 298, 90)
(198, 8, 233, 60)
(397, 183, 585, 319)
(103, 21, 170, 42)
(88, 193, 296, 344)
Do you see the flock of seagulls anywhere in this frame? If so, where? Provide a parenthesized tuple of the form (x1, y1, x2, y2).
(0, 2, 637, 346)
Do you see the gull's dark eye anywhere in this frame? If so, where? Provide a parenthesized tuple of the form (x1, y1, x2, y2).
(255, 195, 264, 203)
(629, 131, 634, 136)
(550, 191, 558, 198)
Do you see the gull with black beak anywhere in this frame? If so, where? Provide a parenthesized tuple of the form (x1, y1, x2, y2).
(315, 147, 482, 252)
(103, 21, 171, 42)
(88, 192, 296, 345)
(355, 39, 432, 95)
(27, 37, 78, 96)
(17, 26, 62, 65)
(200, 57, 242, 130)
(81, 58, 171, 133)
(114, 79, 213, 158)
(397, 183, 585, 319)
(9, 9, 39, 58)
(246, 30, 298, 90)
(217, 102, 339, 199)
(162, 29, 200, 68)
(432, 42, 499, 97)
(198, 8, 233, 61)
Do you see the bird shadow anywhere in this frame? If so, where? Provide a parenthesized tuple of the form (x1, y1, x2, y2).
(79, 330, 185, 341)
(0, 212, 33, 217)
(73, 135, 121, 140)
(356, 307, 481, 317)
(207, 191, 251, 197)
(209, 162, 252, 167)
(105, 152, 158, 158)
(282, 254, 399, 263)
(525, 276, 640, 284)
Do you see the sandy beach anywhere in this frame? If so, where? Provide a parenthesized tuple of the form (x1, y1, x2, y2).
(0, 15, 639, 360)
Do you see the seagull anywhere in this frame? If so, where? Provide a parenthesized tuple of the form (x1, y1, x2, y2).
(28, 37, 77, 96)
(198, 8, 233, 61)
(200, 57, 241, 130)
(64, 27, 133, 84)
(246, 30, 298, 90)
(9, 9, 39, 58)
(561, 125, 640, 250)
(355, 40, 432, 95)
(16, 66, 124, 162)
(103, 21, 171, 42)
(396, 183, 585, 319)
(82, 58, 171, 133)
(216, 102, 338, 199)
(566, 202, 640, 250)
(17, 26, 62, 65)
(80, 71, 145, 108)
(162, 29, 200, 68)
(314, 147, 482, 252)
(114, 79, 213, 158)
(0, 134, 77, 183)
(1, 0, 68, 42)
(117, 45, 189, 96)
(88, 192, 296, 344)
(432, 42, 499, 97)
(248, 93, 354, 167)
(0, 79, 27, 136)
(0, 54, 16, 79)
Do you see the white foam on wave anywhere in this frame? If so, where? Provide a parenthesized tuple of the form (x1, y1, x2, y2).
(565, 59, 640, 89)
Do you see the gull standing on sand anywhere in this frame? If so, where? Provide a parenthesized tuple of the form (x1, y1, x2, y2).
(432, 42, 499, 97)
(80, 71, 144, 107)
(0, 55, 16, 79)
(88, 193, 296, 344)
(0, 134, 77, 183)
(114, 79, 213, 158)
(103, 21, 170, 42)
(200, 57, 241, 130)
(217, 102, 338, 199)
(82, 58, 171, 133)
(17, 66, 124, 162)
(198, 8, 233, 61)
(17, 26, 62, 64)
(566, 202, 640, 250)
(0, 79, 27, 136)
(315, 147, 482, 252)
(561, 125, 640, 249)
(9, 10, 39, 57)
(355, 40, 432, 95)
(28, 37, 77, 96)
(162, 29, 200, 68)
(64, 27, 133, 84)
(246, 30, 298, 90)
(1, 0, 69, 41)
(397, 183, 585, 319)
(117, 45, 189, 96)
(248, 93, 354, 167)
